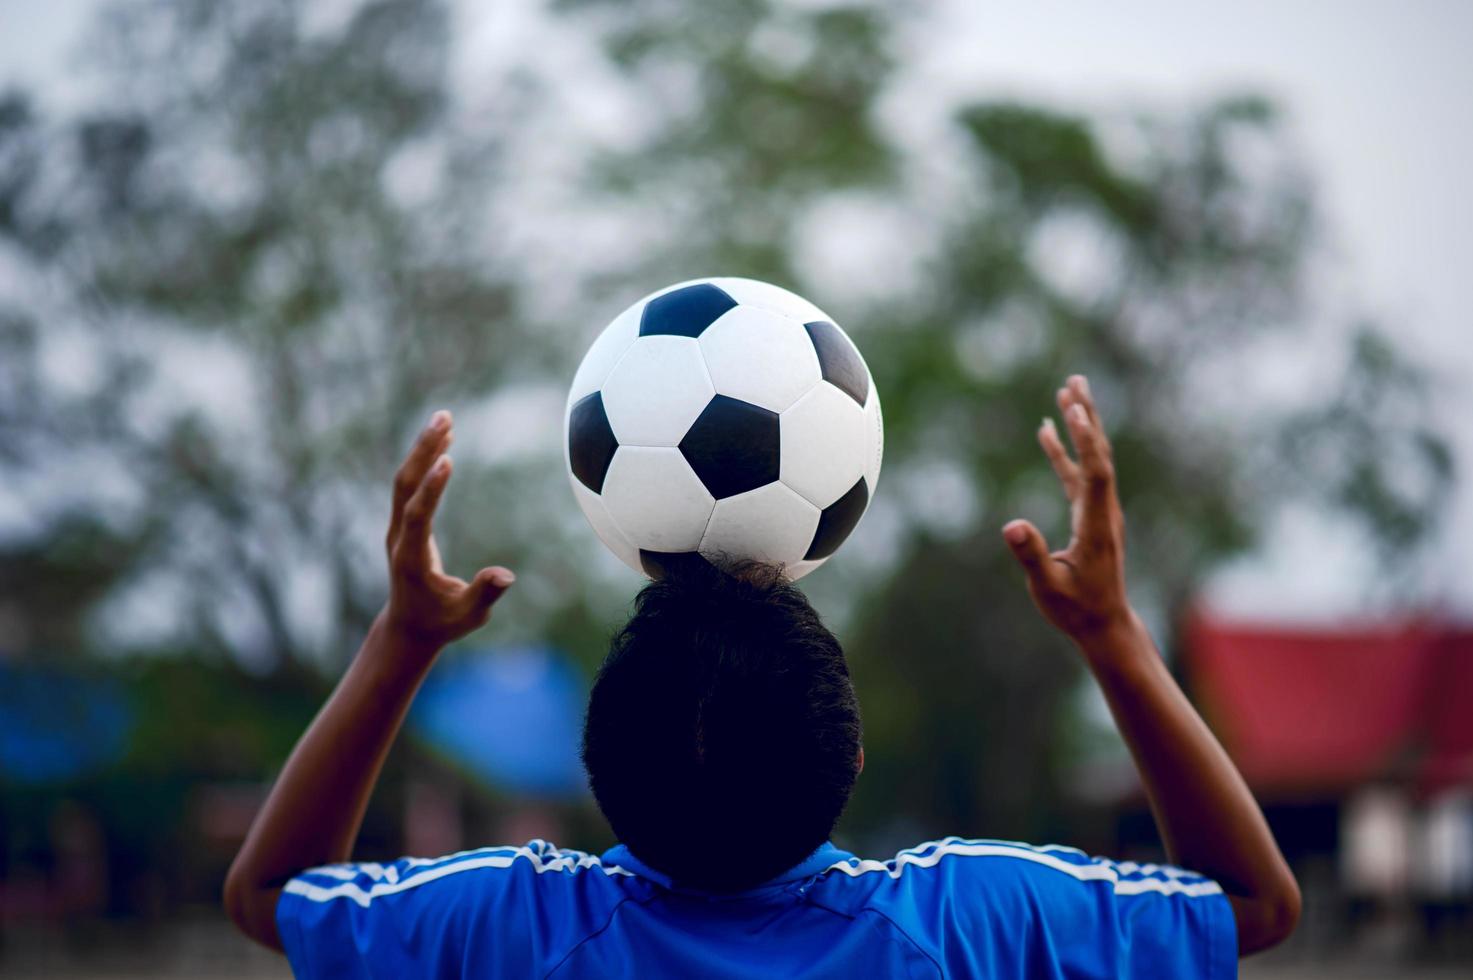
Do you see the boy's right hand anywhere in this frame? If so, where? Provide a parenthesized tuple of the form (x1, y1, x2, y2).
(1001, 375, 1134, 647)
(383, 410, 515, 653)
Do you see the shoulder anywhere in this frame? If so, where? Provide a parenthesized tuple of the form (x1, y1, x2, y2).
(277, 841, 641, 979)
(808, 837, 1235, 979)
(815, 835, 1223, 900)
(283, 839, 636, 909)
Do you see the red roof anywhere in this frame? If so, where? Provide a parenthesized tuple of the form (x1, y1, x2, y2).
(1183, 612, 1473, 799)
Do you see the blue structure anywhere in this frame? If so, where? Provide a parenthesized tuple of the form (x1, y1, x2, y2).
(0, 662, 133, 784)
(408, 647, 587, 798)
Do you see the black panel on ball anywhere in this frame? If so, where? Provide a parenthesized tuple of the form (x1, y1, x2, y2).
(639, 549, 715, 580)
(803, 320, 869, 406)
(568, 392, 619, 493)
(679, 395, 781, 500)
(804, 477, 869, 561)
(639, 283, 738, 338)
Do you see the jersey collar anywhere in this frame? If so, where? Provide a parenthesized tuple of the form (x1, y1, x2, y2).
(600, 841, 853, 895)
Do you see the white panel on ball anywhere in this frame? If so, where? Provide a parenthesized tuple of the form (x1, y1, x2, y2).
(699, 481, 821, 568)
(601, 337, 715, 447)
(784, 558, 825, 582)
(570, 480, 640, 571)
(863, 387, 884, 492)
(779, 381, 868, 509)
(567, 304, 641, 405)
(601, 446, 716, 553)
(711, 277, 832, 325)
(698, 306, 822, 413)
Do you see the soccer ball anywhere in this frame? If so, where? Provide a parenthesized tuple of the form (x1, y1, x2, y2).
(564, 277, 882, 581)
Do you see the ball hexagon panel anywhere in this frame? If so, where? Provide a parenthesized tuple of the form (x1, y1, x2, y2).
(601, 336, 715, 448)
(784, 558, 824, 581)
(779, 381, 867, 509)
(699, 481, 821, 567)
(601, 446, 715, 553)
(710, 277, 832, 325)
(638, 549, 714, 580)
(568, 304, 641, 404)
(805, 476, 869, 561)
(863, 387, 884, 492)
(570, 480, 640, 570)
(698, 306, 822, 413)
(679, 395, 781, 500)
(639, 283, 738, 338)
(803, 320, 869, 407)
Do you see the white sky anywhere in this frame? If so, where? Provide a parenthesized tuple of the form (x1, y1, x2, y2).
(2, 0, 1470, 619)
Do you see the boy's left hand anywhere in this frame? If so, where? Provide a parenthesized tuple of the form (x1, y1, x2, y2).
(1002, 375, 1130, 647)
(383, 410, 515, 651)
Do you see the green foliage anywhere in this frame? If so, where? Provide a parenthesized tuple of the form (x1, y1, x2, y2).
(563, 0, 1451, 845)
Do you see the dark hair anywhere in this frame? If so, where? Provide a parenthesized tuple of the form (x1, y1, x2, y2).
(582, 560, 862, 892)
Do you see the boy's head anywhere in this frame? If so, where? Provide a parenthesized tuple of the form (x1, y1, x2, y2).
(582, 560, 862, 892)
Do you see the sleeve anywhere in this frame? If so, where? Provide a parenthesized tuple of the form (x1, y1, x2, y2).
(992, 846, 1238, 980)
(922, 841, 1237, 979)
(275, 842, 591, 979)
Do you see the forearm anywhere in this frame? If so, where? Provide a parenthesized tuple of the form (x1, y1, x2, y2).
(1078, 612, 1299, 952)
(224, 613, 439, 949)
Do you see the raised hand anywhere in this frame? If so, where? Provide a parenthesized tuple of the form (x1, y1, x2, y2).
(384, 410, 515, 650)
(1002, 375, 1131, 643)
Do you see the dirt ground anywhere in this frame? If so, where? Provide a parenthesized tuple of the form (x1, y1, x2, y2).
(2, 915, 1468, 978)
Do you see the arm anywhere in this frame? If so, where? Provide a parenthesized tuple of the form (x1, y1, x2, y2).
(1001, 375, 1300, 956)
(223, 411, 515, 952)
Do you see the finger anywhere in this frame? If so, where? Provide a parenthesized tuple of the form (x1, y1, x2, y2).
(1003, 520, 1065, 591)
(1063, 403, 1117, 537)
(389, 411, 453, 549)
(396, 455, 453, 573)
(460, 566, 516, 619)
(1056, 386, 1097, 459)
(1067, 375, 1110, 455)
(1037, 417, 1080, 500)
(1056, 385, 1074, 419)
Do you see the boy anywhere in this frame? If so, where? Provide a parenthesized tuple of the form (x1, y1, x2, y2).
(225, 375, 1299, 977)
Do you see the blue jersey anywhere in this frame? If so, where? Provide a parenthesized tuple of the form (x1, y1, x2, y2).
(277, 837, 1236, 978)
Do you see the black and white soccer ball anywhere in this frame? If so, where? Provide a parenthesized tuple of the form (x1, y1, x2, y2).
(564, 277, 882, 581)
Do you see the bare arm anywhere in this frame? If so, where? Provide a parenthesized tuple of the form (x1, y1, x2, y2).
(1001, 376, 1300, 956)
(223, 411, 515, 951)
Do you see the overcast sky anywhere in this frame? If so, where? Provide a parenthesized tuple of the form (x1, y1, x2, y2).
(3, 0, 1470, 619)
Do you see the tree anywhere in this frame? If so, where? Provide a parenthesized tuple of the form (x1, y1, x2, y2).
(0, 0, 623, 674)
(0, 0, 1453, 850)
(554, 0, 1453, 845)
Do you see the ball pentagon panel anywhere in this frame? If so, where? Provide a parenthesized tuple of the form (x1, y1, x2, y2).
(805, 476, 870, 561)
(678, 395, 781, 500)
(803, 319, 869, 407)
(709, 277, 832, 325)
(566, 392, 619, 494)
(638, 282, 738, 338)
